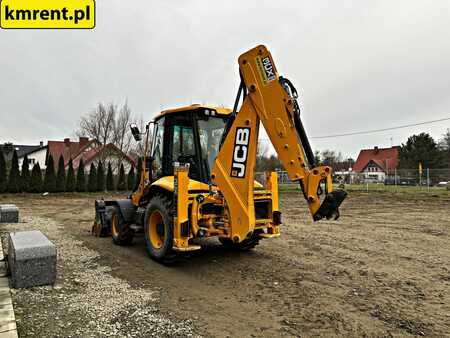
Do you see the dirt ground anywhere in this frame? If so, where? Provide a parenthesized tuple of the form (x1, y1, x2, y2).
(1, 190, 449, 337)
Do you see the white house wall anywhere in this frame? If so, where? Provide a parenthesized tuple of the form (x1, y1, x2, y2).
(362, 170, 385, 182)
(18, 148, 48, 169)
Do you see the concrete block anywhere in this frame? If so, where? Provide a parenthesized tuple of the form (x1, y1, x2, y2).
(0, 205, 18, 224)
(8, 231, 56, 288)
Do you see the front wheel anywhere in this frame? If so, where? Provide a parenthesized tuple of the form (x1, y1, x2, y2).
(144, 195, 176, 262)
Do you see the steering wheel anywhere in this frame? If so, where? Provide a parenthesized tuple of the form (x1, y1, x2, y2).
(177, 154, 195, 165)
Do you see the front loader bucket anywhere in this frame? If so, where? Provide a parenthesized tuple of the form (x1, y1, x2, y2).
(93, 200, 109, 237)
(313, 190, 347, 221)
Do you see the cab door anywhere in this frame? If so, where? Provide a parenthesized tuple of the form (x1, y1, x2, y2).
(167, 113, 202, 181)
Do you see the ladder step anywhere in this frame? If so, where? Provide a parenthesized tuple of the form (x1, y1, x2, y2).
(258, 233, 280, 239)
(172, 245, 201, 252)
(130, 225, 143, 232)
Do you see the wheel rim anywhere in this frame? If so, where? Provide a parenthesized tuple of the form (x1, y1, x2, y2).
(148, 210, 165, 249)
(111, 214, 119, 237)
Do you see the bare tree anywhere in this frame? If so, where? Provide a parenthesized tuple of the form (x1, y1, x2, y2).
(257, 140, 269, 161)
(77, 102, 115, 146)
(255, 141, 283, 172)
(313, 150, 321, 165)
(128, 115, 147, 158)
(77, 101, 141, 170)
(320, 149, 343, 167)
(112, 101, 133, 161)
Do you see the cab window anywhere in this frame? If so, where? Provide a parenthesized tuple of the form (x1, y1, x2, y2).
(172, 125, 196, 162)
(151, 117, 165, 178)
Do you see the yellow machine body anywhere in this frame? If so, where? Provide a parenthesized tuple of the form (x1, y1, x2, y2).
(95, 45, 346, 261)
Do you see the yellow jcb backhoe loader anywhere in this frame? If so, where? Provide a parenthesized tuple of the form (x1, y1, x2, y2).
(93, 45, 347, 263)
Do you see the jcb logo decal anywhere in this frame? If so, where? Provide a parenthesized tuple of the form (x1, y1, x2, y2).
(231, 127, 250, 178)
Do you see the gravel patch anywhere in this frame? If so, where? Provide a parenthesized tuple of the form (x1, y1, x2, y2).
(1, 216, 198, 337)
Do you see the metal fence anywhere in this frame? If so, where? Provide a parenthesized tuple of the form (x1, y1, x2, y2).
(255, 169, 450, 193)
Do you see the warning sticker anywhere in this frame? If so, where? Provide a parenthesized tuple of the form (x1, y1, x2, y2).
(256, 55, 276, 85)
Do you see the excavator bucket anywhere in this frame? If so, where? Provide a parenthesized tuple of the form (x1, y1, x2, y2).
(313, 190, 347, 221)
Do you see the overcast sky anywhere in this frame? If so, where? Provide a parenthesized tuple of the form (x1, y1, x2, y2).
(1, 0, 449, 159)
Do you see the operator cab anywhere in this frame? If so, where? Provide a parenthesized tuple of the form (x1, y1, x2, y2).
(150, 106, 230, 184)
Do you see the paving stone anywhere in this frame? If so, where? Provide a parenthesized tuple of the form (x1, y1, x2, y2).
(0, 242, 4, 262)
(0, 330, 18, 338)
(0, 279, 8, 288)
(0, 206, 18, 224)
(0, 291, 11, 306)
(0, 304, 12, 312)
(0, 309, 14, 324)
(0, 320, 16, 334)
(8, 231, 56, 288)
(0, 244, 17, 338)
(0, 264, 7, 278)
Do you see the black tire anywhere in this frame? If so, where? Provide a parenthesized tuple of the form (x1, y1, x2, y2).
(144, 194, 176, 263)
(219, 231, 261, 251)
(111, 206, 134, 245)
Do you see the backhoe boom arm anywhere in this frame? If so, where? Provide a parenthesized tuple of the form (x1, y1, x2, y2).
(212, 45, 346, 242)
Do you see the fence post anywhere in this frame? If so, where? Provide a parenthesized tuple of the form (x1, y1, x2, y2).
(394, 168, 397, 192)
(427, 168, 430, 192)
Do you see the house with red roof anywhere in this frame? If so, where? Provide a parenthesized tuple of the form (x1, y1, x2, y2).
(353, 146, 399, 182)
(46, 137, 136, 173)
(1, 141, 48, 169)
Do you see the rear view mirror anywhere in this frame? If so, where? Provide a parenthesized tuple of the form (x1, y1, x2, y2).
(130, 123, 142, 141)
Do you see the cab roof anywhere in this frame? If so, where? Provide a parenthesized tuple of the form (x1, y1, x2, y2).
(158, 104, 232, 117)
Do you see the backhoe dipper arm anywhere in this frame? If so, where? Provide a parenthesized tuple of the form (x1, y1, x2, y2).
(213, 45, 346, 242)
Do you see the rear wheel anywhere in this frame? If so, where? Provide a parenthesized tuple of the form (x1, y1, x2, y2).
(144, 195, 176, 263)
(111, 206, 134, 245)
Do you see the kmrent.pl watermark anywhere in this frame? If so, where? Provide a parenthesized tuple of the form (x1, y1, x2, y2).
(0, 0, 95, 29)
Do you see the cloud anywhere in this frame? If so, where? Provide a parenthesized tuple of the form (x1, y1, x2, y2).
(0, 0, 449, 158)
